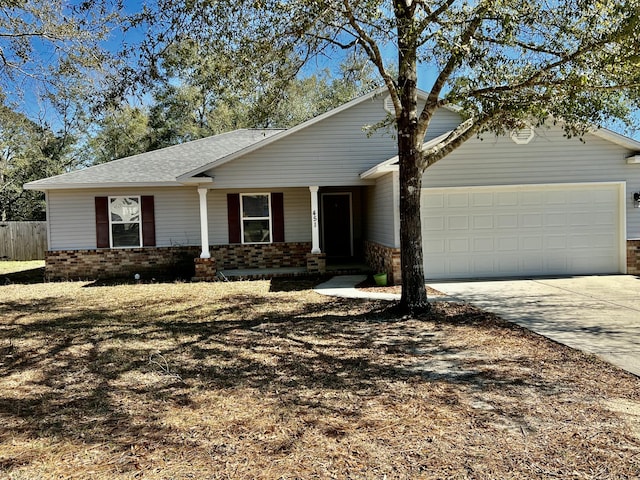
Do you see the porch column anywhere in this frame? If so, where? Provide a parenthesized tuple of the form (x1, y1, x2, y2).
(197, 187, 211, 258)
(309, 186, 321, 254)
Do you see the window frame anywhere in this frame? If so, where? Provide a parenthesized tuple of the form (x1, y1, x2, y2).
(108, 195, 143, 248)
(240, 193, 273, 244)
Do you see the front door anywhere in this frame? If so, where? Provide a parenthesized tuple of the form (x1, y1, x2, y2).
(321, 193, 353, 258)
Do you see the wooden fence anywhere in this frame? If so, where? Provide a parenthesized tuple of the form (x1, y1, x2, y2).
(0, 222, 47, 261)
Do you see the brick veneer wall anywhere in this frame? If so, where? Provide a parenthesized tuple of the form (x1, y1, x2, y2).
(45, 247, 201, 280)
(46, 242, 312, 280)
(364, 240, 401, 285)
(211, 242, 311, 270)
(627, 240, 640, 275)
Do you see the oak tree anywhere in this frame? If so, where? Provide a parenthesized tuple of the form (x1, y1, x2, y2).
(132, 1, 640, 313)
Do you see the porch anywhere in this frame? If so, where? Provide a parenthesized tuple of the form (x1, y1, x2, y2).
(193, 185, 371, 280)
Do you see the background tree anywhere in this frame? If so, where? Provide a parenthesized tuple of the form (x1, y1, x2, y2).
(0, 0, 119, 103)
(127, 0, 640, 313)
(0, 106, 75, 220)
(88, 45, 377, 158)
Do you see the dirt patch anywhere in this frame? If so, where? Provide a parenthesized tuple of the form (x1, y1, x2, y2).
(0, 279, 639, 479)
(357, 276, 446, 297)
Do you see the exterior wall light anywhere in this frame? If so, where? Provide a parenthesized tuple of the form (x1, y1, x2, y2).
(634, 192, 640, 208)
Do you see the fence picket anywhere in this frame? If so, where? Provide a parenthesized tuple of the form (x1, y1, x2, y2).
(0, 222, 47, 260)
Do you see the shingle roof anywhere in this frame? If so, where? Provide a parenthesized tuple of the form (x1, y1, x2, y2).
(24, 129, 284, 190)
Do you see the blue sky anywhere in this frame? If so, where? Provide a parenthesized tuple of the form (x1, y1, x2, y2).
(9, 2, 640, 142)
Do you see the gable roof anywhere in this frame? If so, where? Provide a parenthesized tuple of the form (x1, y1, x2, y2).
(25, 86, 640, 191)
(361, 126, 640, 180)
(24, 129, 284, 190)
(176, 87, 393, 180)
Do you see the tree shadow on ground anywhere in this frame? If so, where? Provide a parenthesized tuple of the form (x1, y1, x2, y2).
(0, 267, 45, 285)
(1, 287, 637, 476)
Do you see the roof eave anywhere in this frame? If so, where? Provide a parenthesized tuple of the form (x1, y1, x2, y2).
(24, 181, 185, 191)
(589, 127, 640, 151)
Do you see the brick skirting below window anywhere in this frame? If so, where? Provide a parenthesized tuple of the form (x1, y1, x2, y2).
(46, 242, 312, 280)
(364, 240, 401, 285)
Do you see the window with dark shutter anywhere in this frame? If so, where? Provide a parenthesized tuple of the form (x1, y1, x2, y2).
(227, 193, 241, 243)
(95, 195, 156, 248)
(271, 192, 285, 242)
(227, 192, 285, 244)
(141, 196, 156, 246)
(95, 197, 109, 248)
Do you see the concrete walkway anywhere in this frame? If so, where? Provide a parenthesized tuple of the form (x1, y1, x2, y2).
(315, 274, 640, 377)
(314, 275, 401, 301)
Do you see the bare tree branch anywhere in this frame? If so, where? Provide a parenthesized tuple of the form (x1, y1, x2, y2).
(341, 0, 399, 115)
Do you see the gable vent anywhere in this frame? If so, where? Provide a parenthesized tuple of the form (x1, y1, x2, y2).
(510, 125, 535, 145)
(383, 95, 395, 114)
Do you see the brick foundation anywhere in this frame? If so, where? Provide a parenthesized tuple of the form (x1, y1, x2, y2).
(46, 242, 313, 281)
(306, 253, 327, 274)
(211, 242, 311, 270)
(364, 241, 401, 285)
(193, 257, 217, 281)
(45, 247, 201, 281)
(627, 240, 640, 275)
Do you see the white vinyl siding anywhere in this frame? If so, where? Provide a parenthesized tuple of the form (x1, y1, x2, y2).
(421, 183, 625, 279)
(207, 100, 461, 189)
(423, 126, 640, 239)
(47, 187, 311, 250)
(47, 187, 201, 250)
(366, 172, 399, 247)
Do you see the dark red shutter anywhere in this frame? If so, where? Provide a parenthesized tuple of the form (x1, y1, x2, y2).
(271, 192, 285, 242)
(95, 197, 110, 248)
(227, 193, 241, 243)
(141, 196, 156, 247)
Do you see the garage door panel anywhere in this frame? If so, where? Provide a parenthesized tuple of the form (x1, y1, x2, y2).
(497, 237, 519, 251)
(545, 235, 567, 249)
(448, 238, 469, 253)
(449, 257, 471, 275)
(447, 193, 469, 208)
(521, 213, 543, 227)
(424, 238, 445, 253)
(570, 212, 593, 226)
(423, 216, 444, 231)
(546, 191, 567, 204)
(473, 237, 494, 252)
(497, 214, 518, 228)
(521, 236, 543, 250)
(521, 191, 543, 205)
(422, 183, 622, 279)
(472, 192, 493, 206)
(448, 216, 469, 230)
(497, 192, 518, 206)
(545, 213, 567, 226)
(473, 215, 493, 229)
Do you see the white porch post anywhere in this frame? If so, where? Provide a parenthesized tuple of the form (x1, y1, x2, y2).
(197, 187, 211, 259)
(309, 186, 321, 254)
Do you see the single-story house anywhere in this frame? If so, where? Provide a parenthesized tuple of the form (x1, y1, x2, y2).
(25, 88, 640, 282)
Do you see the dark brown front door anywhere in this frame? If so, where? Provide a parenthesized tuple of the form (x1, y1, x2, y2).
(322, 193, 352, 258)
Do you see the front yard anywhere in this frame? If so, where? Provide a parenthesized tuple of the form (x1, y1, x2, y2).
(1, 262, 639, 479)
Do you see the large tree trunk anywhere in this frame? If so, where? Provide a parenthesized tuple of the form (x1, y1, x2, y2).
(397, 124, 430, 314)
(395, 3, 430, 313)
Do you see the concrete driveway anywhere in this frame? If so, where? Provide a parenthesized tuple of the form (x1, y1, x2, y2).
(429, 275, 640, 377)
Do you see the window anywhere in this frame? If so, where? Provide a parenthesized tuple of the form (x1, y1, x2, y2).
(109, 196, 142, 247)
(241, 194, 272, 243)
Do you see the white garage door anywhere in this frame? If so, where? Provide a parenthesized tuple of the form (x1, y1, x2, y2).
(421, 183, 624, 279)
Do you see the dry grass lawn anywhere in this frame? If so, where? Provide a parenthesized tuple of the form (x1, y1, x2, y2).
(1, 262, 639, 479)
